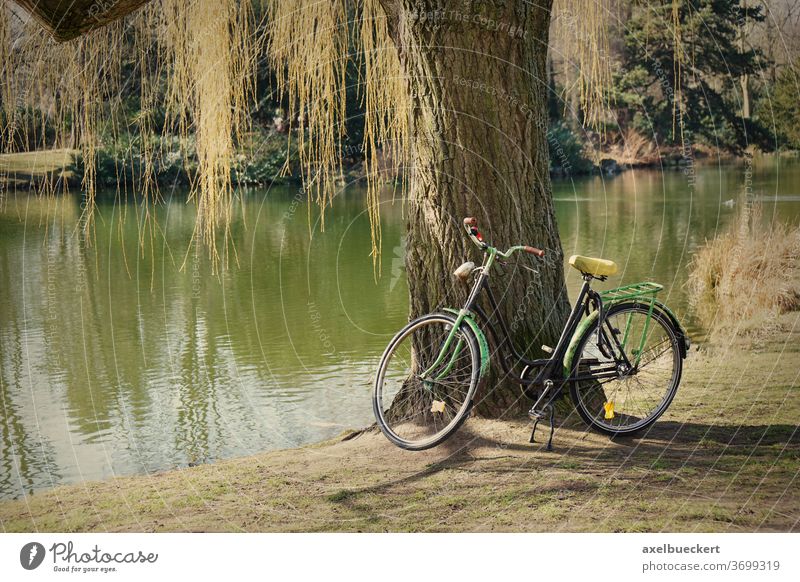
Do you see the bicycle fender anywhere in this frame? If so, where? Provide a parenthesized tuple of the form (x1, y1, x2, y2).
(651, 300, 691, 358)
(563, 301, 690, 378)
(442, 308, 491, 377)
(563, 310, 601, 377)
(607, 299, 691, 359)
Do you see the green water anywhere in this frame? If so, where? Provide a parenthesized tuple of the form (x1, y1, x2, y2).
(2, 158, 800, 499)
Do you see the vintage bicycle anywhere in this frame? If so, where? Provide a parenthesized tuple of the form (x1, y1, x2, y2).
(373, 217, 690, 451)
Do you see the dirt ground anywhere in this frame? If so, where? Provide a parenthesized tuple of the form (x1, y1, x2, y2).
(2, 315, 799, 533)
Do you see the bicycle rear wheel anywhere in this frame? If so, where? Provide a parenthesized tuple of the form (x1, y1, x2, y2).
(373, 313, 480, 450)
(570, 302, 682, 435)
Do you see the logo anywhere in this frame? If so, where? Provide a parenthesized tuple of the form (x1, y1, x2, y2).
(20, 542, 46, 570)
(389, 236, 407, 292)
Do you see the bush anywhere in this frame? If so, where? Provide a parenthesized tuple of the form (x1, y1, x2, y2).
(764, 62, 800, 150)
(547, 121, 593, 176)
(87, 127, 302, 189)
(232, 128, 300, 186)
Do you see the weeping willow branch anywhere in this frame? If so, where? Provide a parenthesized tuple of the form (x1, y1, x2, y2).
(552, 0, 614, 127)
(358, 0, 409, 271)
(1, 0, 256, 264)
(161, 0, 256, 262)
(265, 0, 409, 271)
(266, 0, 349, 226)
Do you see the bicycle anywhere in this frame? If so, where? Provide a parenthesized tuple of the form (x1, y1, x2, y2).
(373, 216, 691, 451)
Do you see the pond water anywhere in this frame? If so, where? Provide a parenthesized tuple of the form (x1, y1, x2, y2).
(2, 157, 800, 499)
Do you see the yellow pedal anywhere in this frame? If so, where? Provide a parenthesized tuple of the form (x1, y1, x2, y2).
(430, 400, 446, 414)
(603, 401, 615, 419)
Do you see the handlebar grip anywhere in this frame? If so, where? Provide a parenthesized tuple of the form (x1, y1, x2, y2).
(523, 246, 545, 257)
(463, 217, 477, 227)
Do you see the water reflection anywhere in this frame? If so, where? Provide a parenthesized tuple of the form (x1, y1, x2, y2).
(2, 159, 800, 498)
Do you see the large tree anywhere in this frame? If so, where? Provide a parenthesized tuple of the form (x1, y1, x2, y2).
(377, 0, 569, 415)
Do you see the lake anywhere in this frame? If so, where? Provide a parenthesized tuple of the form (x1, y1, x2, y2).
(3, 157, 800, 499)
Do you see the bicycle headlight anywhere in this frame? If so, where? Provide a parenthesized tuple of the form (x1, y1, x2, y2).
(453, 261, 476, 282)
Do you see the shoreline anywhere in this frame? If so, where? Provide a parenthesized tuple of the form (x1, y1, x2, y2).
(4, 148, 793, 194)
(2, 318, 799, 533)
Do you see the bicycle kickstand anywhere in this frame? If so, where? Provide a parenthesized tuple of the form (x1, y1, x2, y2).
(528, 404, 556, 451)
(529, 418, 540, 444)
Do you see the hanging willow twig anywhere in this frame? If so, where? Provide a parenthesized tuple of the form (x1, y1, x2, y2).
(552, 0, 614, 128)
(357, 0, 409, 272)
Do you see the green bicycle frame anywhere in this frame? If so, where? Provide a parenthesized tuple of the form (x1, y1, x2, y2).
(421, 234, 687, 388)
(419, 248, 499, 380)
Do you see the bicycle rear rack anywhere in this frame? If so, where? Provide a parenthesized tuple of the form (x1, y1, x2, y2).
(599, 281, 663, 302)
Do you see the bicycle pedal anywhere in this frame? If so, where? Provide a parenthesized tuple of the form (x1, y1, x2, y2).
(527, 408, 547, 420)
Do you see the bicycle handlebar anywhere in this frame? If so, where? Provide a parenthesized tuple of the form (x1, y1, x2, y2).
(463, 217, 545, 258)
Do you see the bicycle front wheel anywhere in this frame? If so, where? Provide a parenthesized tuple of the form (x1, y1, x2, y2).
(570, 302, 682, 436)
(373, 313, 481, 450)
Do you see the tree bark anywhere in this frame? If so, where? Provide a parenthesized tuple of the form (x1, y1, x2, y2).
(12, 0, 152, 42)
(379, 0, 570, 417)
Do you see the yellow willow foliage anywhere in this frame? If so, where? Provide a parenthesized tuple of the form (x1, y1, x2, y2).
(552, 0, 613, 128)
(266, 0, 408, 270)
(358, 0, 409, 270)
(266, 0, 349, 224)
(0, 5, 125, 237)
(2, 0, 686, 270)
(160, 0, 256, 261)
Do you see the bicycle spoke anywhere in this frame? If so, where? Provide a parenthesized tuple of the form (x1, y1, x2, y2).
(573, 305, 680, 433)
(375, 316, 479, 448)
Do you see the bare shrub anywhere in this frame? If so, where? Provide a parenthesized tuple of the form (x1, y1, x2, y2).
(687, 202, 800, 335)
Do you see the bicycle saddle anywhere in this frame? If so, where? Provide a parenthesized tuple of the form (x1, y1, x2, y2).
(568, 255, 618, 277)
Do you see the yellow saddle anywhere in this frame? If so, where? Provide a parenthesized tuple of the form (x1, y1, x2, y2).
(569, 255, 618, 277)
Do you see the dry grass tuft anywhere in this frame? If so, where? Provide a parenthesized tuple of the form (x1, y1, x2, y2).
(687, 202, 800, 335)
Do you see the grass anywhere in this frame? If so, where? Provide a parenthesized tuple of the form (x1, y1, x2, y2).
(1, 312, 798, 533)
(0, 149, 78, 182)
(687, 201, 800, 337)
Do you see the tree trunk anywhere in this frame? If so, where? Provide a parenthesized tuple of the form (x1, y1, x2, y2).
(740, 73, 750, 119)
(379, 0, 570, 417)
(739, 1, 750, 120)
